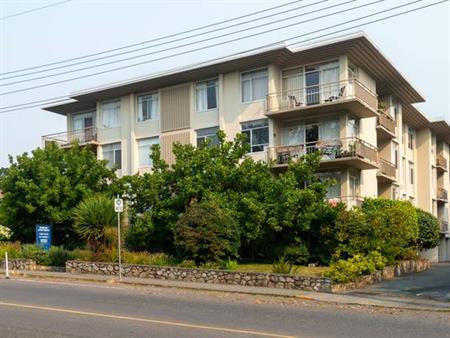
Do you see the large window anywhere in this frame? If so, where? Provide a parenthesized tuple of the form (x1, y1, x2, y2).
(196, 79, 217, 112)
(102, 142, 121, 170)
(137, 93, 159, 122)
(102, 100, 120, 128)
(241, 119, 269, 153)
(196, 127, 219, 148)
(241, 69, 268, 102)
(137, 137, 159, 167)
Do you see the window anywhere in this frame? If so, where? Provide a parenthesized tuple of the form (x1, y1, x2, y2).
(409, 162, 414, 185)
(241, 119, 269, 153)
(196, 79, 217, 112)
(408, 127, 414, 149)
(241, 69, 268, 102)
(196, 127, 219, 148)
(317, 172, 341, 199)
(392, 142, 399, 167)
(347, 118, 359, 138)
(102, 100, 120, 128)
(137, 137, 159, 167)
(137, 93, 159, 122)
(102, 143, 121, 170)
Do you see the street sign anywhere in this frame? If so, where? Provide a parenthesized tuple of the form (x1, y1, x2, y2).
(35, 224, 52, 251)
(114, 198, 124, 212)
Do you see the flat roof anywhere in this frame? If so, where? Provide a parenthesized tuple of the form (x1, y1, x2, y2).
(43, 32, 425, 115)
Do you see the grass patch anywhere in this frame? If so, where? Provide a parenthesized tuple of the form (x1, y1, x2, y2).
(236, 263, 330, 276)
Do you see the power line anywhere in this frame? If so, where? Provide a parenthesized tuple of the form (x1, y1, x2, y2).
(0, 0, 305, 76)
(0, 0, 446, 113)
(0, 0, 329, 81)
(0, 0, 358, 86)
(0, 0, 388, 95)
(0, 0, 72, 20)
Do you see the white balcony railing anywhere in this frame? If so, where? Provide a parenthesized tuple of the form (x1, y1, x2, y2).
(42, 127, 98, 147)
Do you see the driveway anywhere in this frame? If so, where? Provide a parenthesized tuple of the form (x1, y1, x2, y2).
(348, 263, 450, 303)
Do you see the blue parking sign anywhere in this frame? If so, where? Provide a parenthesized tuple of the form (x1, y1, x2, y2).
(36, 224, 52, 251)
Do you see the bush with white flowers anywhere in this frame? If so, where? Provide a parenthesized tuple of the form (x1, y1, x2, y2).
(0, 225, 12, 241)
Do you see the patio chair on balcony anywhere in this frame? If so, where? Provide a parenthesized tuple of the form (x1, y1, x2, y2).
(288, 95, 303, 108)
(324, 85, 346, 102)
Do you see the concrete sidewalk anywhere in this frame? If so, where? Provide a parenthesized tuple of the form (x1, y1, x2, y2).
(1, 269, 449, 311)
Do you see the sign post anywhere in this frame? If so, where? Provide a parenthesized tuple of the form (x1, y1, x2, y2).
(114, 195, 124, 281)
(35, 224, 52, 251)
(5, 252, 10, 279)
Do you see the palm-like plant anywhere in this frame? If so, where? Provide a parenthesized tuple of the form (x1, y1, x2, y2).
(73, 194, 117, 252)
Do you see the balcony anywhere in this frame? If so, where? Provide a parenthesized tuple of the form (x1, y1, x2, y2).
(436, 154, 448, 173)
(42, 127, 98, 148)
(328, 196, 364, 209)
(267, 137, 379, 170)
(377, 158, 397, 182)
(376, 110, 396, 139)
(437, 187, 448, 203)
(266, 79, 378, 120)
(440, 220, 449, 233)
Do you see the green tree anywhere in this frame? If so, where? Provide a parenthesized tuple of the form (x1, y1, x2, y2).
(125, 130, 331, 262)
(174, 199, 240, 264)
(416, 208, 440, 250)
(73, 194, 117, 252)
(0, 142, 116, 247)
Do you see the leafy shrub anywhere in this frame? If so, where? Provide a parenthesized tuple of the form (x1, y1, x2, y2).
(122, 251, 176, 266)
(0, 242, 22, 259)
(73, 194, 117, 252)
(21, 244, 50, 265)
(199, 262, 221, 270)
(325, 251, 387, 283)
(283, 244, 309, 265)
(272, 257, 298, 275)
(0, 225, 12, 241)
(334, 199, 419, 264)
(47, 246, 72, 267)
(95, 247, 119, 262)
(174, 200, 240, 264)
(220, 259, 238, 271)
(416, 208, 440, 250)
(70, 248, 95, 261)
(125, 213, 154, 252)
(178, 260, 196, 268)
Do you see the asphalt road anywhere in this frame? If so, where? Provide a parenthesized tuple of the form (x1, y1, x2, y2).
(0, 278, 449, 338)
(352, 263, 450, 302)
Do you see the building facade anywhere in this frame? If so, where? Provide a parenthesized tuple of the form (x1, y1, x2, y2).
(42, 33, 450, 262)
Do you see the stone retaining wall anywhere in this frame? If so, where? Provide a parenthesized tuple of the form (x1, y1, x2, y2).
(66, 260, 332, 292)
(331, 259, 431, 292)
(0, 259, 35, 271)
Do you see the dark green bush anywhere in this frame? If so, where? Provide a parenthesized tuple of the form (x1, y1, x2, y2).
(48, 246, 72, 266)
(416, 208, 440, 250)
(125, 213, 154, 252)
(283, 243, 309, 265)
(174, 200, 240, 264)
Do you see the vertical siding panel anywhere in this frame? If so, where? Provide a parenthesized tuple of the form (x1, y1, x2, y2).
(160, 130, 191, 165)
(161, 85, 190, 132)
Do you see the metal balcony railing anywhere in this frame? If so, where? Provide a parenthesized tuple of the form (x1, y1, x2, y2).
(436, 154, 448, 171)
(437, 187, 448, 202)
(378, 158, 397, 179)
(266, 79, 378, 114)
(267, 137, 378, 166)
(377, 110, 396, 135)
(42, 127, 98, 147)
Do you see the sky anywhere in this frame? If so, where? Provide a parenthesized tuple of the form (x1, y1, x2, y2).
(0, 0, 449, 167)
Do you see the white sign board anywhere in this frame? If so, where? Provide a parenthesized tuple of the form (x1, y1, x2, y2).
(114, 198, 124, 212)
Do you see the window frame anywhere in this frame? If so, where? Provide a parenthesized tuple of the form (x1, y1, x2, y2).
(241, 118, 269, 153)
(101, 99, 121, 129)
(102, 142, 122, 170)
(136, 92, 160, 123)
(407, 127, 414, 150)
(137, 136, 159, 168)
(240, 68, 268, 103)
(195, 78, 218, 113)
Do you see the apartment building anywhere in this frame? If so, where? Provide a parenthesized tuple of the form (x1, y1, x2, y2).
(42, 33, 450, 262)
